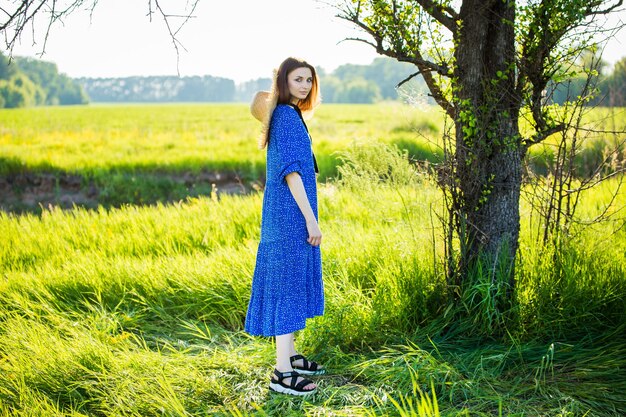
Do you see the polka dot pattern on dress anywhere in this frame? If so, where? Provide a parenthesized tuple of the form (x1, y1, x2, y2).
(245, 104, 324, 337)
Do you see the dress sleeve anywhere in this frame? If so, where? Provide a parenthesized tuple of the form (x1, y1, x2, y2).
(269, 106, 311, 182)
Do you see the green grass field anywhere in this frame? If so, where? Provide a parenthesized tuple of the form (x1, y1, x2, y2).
(1, 103, 622, 212)
(0, 102, 444, 176)
(1, 104, 625, 416)
(0, 103, 447, 212)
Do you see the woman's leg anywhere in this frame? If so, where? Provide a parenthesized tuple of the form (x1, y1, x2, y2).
(275, 333, 316, 390)
(275, 333, 294, 371)
(289, 334, 325, 373)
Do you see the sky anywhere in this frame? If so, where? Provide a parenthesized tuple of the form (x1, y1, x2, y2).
(8, 0, 626, 84)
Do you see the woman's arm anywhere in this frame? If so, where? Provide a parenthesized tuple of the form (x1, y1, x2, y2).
(285, 172, 322, 247)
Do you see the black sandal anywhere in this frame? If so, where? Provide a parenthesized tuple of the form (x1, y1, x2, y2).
(269, 369, 317, 396)
(290, 354, 326, 376)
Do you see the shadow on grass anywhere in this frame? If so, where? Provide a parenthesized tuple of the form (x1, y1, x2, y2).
(0, 136, 450, 215)
(0, 156, 262, 215)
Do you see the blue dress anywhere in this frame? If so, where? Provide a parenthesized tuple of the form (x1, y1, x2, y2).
(244, 104, 324, 336)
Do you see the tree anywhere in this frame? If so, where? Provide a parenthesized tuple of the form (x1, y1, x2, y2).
(337, 77, 382, 103)
(319, 75, 342, 102)
(14, 56, 88, 105)
(0, 73, 45, 107)
(56, 74, 89, 104)
(236, 77, 273, 102)
(330, 57, 431, 101)
(0, 52, 18, 80)
(365, 57, 426, 99)
(339, 0, 624, 312)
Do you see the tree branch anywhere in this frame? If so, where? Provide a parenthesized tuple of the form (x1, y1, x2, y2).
(338, 36, 378, 49)
(338, 11, 452, 77)
(418, 62, 455, 117)
(338, 1, 455, 117)
(1, 0, 49, 55)
(397, 70, 421, 88)
(586, 0, 623, 15)
(517, 0, 624, 149)
(524, 123, 567, 147)
(393, 64, 455, 116)
(412, 0, 458, 32)
(0, 0, 199, 72)
(150, 0, 198, 75)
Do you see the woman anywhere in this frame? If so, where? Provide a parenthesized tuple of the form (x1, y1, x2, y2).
(245, 57, 325, 396)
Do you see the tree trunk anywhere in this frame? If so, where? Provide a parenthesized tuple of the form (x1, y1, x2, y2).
(452, 0, 522, 293)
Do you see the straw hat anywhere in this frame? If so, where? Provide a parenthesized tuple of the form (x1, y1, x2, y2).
(250, 68, 279, 149)
(250, 90, 275, 123)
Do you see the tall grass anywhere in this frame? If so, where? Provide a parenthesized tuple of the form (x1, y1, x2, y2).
(1, 138, 625, 415)
(1, 104, 626, 415)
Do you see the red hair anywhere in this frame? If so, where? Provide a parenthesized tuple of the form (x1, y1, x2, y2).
(275, 57, 321, 111)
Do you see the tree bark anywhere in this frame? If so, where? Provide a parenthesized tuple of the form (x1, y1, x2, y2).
(452, 0, 522, 291)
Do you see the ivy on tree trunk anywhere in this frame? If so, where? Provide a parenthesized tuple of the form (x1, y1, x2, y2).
(452, 0, 521, 293)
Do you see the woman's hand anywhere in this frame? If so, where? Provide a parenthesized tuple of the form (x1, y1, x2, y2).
(306, 219, 322, 247)
(285, 172, 322, 246)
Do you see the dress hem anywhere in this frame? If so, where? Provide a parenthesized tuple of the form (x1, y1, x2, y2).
(244, 313, 324, 337)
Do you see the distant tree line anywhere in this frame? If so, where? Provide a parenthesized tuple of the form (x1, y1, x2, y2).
(0, 52, 88, 108)
(2, 53, 625, 107)
(235, 58, 432, 104)
(75, 58, 431, 104)
(78, 55, 626, 106)
(320, 58, 431, 103)
(77, 75, 235, 103)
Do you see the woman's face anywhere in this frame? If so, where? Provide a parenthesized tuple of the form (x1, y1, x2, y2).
(287, 67, 313, 103)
